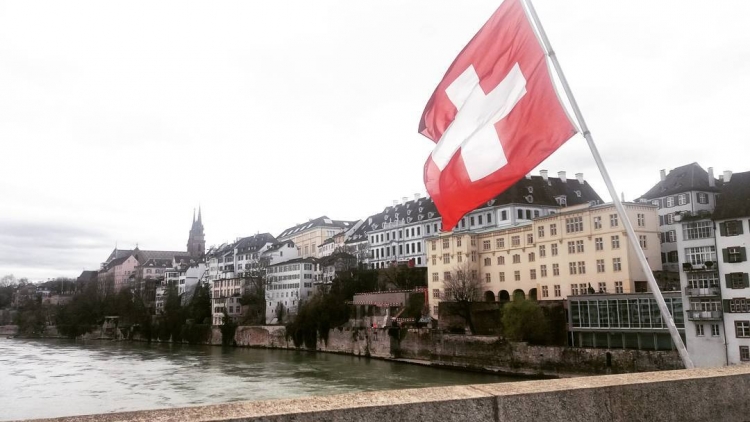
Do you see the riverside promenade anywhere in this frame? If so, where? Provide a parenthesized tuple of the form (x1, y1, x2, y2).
(20, 365, 750, 422)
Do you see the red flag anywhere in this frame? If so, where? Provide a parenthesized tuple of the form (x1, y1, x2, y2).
(418, 0, 576, 230)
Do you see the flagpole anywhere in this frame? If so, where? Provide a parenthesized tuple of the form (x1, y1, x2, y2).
(521, 0, 694, 369)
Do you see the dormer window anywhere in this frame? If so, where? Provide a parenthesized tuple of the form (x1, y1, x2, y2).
(575, 190, 582, 197)
(527, 186, 533, 194)
(556, 196, 567, 206)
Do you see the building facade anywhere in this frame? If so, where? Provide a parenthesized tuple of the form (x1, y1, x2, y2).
(427, 202, 661, 319)
(265, 257, 319, 323)
(277, 217, 357, 258)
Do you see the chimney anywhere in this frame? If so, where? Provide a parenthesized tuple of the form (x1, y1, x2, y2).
(402, 196, 408, 204)
(558, 171, 567, 183)
(708, 167, 715, 187)
(723, 170, 733, 183)
(525, 173, 532, 180)
(414, 193, 421, 200)
(659, 169, 666, 182)
(540, 170, 548, 181)
(575, 172, 584, 184)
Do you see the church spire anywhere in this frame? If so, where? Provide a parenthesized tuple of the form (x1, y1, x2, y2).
(197, 205, 202, 225)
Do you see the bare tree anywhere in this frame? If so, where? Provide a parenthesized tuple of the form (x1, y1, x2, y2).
(441, 261, 482, 334)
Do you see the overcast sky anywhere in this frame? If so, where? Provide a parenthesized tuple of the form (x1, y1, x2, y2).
(2, 0, 749, 281)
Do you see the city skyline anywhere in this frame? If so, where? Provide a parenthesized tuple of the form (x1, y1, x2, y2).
(2, 0, 749, 280)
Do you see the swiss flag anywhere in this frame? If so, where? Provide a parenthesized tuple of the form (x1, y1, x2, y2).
(418, 0, 576, 231)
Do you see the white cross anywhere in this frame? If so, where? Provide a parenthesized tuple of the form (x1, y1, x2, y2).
(431, 63, 527, 182)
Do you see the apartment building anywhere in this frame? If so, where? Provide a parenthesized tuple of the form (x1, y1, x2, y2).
(714, 171, 750, 365)
(265, 257, 319, 323)
(427, 202, 661, 319)
(277, 216, 358, 258)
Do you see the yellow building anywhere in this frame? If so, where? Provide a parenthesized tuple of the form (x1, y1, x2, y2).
(427, 202, 661, 318)
(277, 216, 358, 258)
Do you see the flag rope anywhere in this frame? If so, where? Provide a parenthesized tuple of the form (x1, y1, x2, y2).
(521, 0, 694, 368)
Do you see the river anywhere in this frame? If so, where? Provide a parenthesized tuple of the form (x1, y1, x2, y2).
(0, 338, 518, 420)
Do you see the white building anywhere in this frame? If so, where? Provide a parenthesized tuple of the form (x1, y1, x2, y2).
(713, 170, 750, 365)
(261, 240, 299, 267)
(265, 258, 319, 324)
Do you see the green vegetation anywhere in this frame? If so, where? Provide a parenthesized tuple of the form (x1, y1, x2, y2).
(501, 299, 549, 344)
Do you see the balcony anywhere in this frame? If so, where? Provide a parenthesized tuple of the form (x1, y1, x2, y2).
(685, 286, 721, 297)
(686, 310, 723, 321)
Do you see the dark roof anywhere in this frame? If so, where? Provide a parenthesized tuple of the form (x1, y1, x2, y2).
(713, 171, 750, 220)
(278, 216, 357, 239)
(141, 258, 173, 268)
(345, 175, 601, 241)
(105, 256, 131, 269)
(131, 249, 186, 265)
(235, 233, 277, 253)
(264, 240, 295, 253)
(268, 257, 317, 267)
(77, 270, 98, 283)
(317, 252, 357, 267)
(105, 248, 134, 263)
(640, 163, 720, 199)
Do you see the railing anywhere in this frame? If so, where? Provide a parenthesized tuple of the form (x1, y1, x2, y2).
(686, 310, 723, 321)
(685, 286, 721, 297)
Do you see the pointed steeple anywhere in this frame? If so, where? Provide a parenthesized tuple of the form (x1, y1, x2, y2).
(197, 205, 202, 225)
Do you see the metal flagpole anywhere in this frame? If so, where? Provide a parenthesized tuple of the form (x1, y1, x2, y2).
(521, 0, 694, 368)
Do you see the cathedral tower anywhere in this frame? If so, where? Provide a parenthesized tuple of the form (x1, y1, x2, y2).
(187, 207, 205, 259)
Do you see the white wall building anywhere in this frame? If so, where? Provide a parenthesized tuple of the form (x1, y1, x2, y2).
(265, 258, 319, 324)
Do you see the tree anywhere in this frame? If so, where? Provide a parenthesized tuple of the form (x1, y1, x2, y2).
(377, 265, 428, 290)
(239, 277, 265, 325)
(501, 299, 548, 344)
(186, 282, 211, 324)
(441, 262, 482, 334)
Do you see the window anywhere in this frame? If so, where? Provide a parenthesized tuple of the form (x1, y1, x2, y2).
(741, 346, 750, 362)
(497, 256, 505, 265)
(611, 235, 620, 249)
(499, 272, 506, 282)
(538, 226, 545, 238)
(598, 282, 607, 293)
(432, 273, 439, 282)
(639, 235, 647, 249)
(569, 262, 577, 275)
(615, 281, 623, 293)
(727, 273, 749, 289)
(683, 221, 713, 240)
(550, 224, 557, 236)
(443, 271, 452, 281)
(595, 237, 603, 251)
(483, 257, 491, 266)
(568, 241, 576, 254)
(442, 239, 450, 248)
(432, 255, 437, 265)
(729, 299, 749, 313)
(685, 246, 716, 265)
(577, 261, 586, 274)
(725, 247, 747, 263)
(513, 254, 521, 264)
(530, 269, 537, 280)
(597, 259, 605, 273)
(511, 236, 520, 247)
(514, 270, 521, 281)
(613, 258, 622, 272)
(432, 241, 436, 251)
(697, 192, 709, 204)
(457, 252, 463, 262)
(721, 220, 744, 237)
(432, 289, 440, 298)
(637, 213, 645, 227)
(696, 324, 705, 337)
(485, 273, 491, 283)
(470, 216, 475, 226)
(471, 238, 476, 246)
(433, 306, 439, 315)
(457, 238, 462, 247)
(540, 265, 547, 277)
(664, 213, 674, 225)
(576, 240, 584, 253)
(443, 253, 450, 264)
(566, 216, 583, 233)
(501, 210, 508, 220)
(711, 324, 720, 337)
(608, 214, 618, 227)
(593, 216, 602, 229)
(735, 321, 750, 338)
(528, 252, 535, 262)
(551, 243, 558, 256)
(541, 286, 549, 298)
(487, 213, 492, 223)
(471, 251, 477, 262)
(496, 238, 504, 248)
(571, 284, 579, 295)
(666, 230, 676, 243)
(687, 272, 719, 288)
(552, 263, 560, 276)
(527, 234, 534, 244)
(539, 245, 546, 258)
(483, 240, 491, 250)
(666, 196, 674, 207)
(678, 194, 687, 205)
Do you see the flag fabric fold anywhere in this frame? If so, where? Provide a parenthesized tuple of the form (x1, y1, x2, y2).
(418, 0, 577, 231)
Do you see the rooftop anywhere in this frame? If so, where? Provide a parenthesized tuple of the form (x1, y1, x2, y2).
(713, 171, 750, 220)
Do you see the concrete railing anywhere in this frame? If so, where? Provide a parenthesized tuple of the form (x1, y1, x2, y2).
(23, 365, 750, 422)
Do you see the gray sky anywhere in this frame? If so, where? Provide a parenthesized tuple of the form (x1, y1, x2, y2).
(2, 0, 749, 281)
